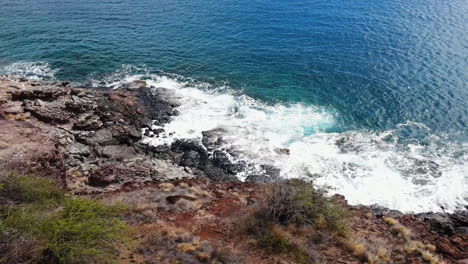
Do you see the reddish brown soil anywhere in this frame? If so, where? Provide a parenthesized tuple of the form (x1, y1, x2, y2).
(102, 179, 467, 264)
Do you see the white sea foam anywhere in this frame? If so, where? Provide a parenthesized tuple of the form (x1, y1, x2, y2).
(0, 61, 58, 80)
(96, 68, 468, 213)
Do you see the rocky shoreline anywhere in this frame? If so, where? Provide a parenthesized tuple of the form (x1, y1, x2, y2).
(0, 75, 282, 193)
(0, 75, 467, 263)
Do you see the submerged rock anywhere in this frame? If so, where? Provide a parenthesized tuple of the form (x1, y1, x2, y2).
(245, 164, 281, 183)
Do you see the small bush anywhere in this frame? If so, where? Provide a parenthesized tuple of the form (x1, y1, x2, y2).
(242, 179, 348, 262)
(258, 225, 309, 264)
(40, 198, 127, 263)
(0, 174, 127, 264)
(248, 179, 348, 235)
(0, 174, 64, 205)
(0, 225, 41, 264)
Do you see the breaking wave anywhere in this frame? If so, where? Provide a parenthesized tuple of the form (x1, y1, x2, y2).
(0, 61, 58, 80)
(91, 66, 468, 213)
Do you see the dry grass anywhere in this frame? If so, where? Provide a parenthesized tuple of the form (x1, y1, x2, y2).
(383, 217, 443, 263)
(377, 248, 390, 262)
(0, 140, 8, 150)
(15, 115, 26, 121)
(159, 182, 174, 192)
(342, 236, 394, 264)
(105, 183, 211, 224)
(177, 243, 196, 253)
(350, 242, 367, 259)
(424, 243, 436, 252)
(383, 217, 410, 238)
(383, 217, 397, 225)
(197, 252, 210, 261)
(135, 223, 244, 264)
(404, 241, 442, 264)
(393, 224, 410, 237)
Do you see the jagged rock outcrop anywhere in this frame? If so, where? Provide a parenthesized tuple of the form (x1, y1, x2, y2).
(0, 75, 193, 193)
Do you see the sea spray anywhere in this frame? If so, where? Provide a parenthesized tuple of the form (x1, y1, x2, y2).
(94, 68, 467, 213)
(2, 63, 466, 213)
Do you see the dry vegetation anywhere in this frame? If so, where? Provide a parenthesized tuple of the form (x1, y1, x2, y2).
(383, 217, 442, 264)
(133, 223, 244, 264)
(239, 179, 348, 263)
(0, 174, 456, 264)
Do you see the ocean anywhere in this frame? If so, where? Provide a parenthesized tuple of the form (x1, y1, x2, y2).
(0, 0, 466, 212)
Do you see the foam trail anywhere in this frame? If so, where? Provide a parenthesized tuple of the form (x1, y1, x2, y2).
(94, 68, 468, 213)
(0, 61, 57, 80)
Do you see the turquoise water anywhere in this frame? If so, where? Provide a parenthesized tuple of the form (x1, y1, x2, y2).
(0, 0, 466, 212)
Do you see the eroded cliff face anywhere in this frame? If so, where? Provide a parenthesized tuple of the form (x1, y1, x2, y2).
(0, 75, 466, 264)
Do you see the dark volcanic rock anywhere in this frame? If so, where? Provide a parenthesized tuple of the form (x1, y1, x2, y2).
(180, 150, 202, 167)
(170, 139, 241, 181)
(370, 204, 403, 217)
(417, 212, 455, 235)
(100, 145, 138, 160)
(245, 164, 281, 183)
(245, 175, 273, 183)
(83, 129, 117, 146)
(260, 164, 281, 178)
(202, 129, 226, 152)
(139, 142, 170, 154)
(88, 166, 119, 187)
(172, 139, 206, 154)
(166, 195, 196, 204)
(152, 128, 165, 135)
(450, 210, 468, 228)
(73, 113, 103, 130)
(203, 163, 238, 181)
(212, 150, 245, 174)
(129, 127, 142, 139)
(211, 151, 232, 170)
(137, 87, 179, 124)
(10, 86, 68, 101)
(25, 105, 72, 124)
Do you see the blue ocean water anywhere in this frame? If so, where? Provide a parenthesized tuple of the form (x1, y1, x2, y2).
(0, 0, 466, 212)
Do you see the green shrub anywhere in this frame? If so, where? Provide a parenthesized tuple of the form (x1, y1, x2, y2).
(258, 225, 308, 264)
(0, 174, 64, 205)
(243, 179, 348, 262)
(0, 174, 127, 264)
(40, 198, 127, 263)
(249, 179, 348, 235)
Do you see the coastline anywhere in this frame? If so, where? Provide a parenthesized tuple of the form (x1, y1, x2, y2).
(0, 75, 466, 263)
